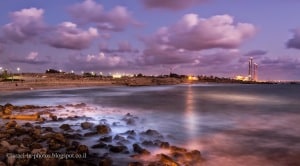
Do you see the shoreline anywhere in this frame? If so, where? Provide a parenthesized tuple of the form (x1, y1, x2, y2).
(0, 103, 203, 165)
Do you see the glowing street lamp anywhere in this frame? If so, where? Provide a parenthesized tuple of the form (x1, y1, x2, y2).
(17, 67, 20, 74)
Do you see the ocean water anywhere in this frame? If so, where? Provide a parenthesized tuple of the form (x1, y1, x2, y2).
(1, 83, 300, 165)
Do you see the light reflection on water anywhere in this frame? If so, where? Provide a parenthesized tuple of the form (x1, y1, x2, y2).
(1, 84, 300, 165)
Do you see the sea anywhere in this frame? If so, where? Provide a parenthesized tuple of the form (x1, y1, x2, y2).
(1, 83, 300, 166)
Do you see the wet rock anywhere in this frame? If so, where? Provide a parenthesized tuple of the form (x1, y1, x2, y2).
(91, 142, 107, 149)
(81, 122, 93, 129)
(142, 140, 156, 147)
(77, 144, 89, 154)
(170, 146, 187, 153)
(0, 161, 6, 166)
(128, 162, 143, 166)
(50, 115, 58, 121)
(15, 158, 31, 166)
(141, 129, 163, 139)
(158, 154, 180, 166)
(96, 125, 111, 134)
(114, 135, 126, 141)
(16, 146, 30, 153)
(7, 154, 16, 166)
(133, 144, 150, 155)
(38, 158, 59, 166)
(43, 127, 53, 132)
(84, 131, 98, 137)
(64, 133, 83, 140)
(23, 122, 33, 128)
(184, 150, 202, 162)
(98, 156, 112, 166)
(30, 143, 43, 150)
(159, 142, 170, 149)
(5, 120, 17, 129)
(48, 139, 62, 150)
(59, 124, 72, 131)
(22, 137, 33, 147)
(74, 103, 86, 108)
(5, 129, 16, 135)
(53, 133, 66, 143)
(3, 103, 13, 115)
(56, 105, 65, 109)
(31, 148, 47, 154)
(99, 136, 112, 142)
(109, 145, 128, 153)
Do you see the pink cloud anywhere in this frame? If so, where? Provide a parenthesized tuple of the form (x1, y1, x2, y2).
(162, 14, 256, 51)
(68, 0, 137, 31)
(2, 8, 46, 43)
(45, 22, 98, 50)
(142, 0, 206, 10)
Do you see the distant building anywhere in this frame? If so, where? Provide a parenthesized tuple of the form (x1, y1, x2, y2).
(236, 57, 258, 81)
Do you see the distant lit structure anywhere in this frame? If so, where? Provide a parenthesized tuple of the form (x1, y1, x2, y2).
(188, 76, 199, 81)
(235, 57, 258, 81)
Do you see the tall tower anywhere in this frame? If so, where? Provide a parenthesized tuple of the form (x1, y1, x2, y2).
(248, 57, 253, 80)
(253, 63, 258, 81)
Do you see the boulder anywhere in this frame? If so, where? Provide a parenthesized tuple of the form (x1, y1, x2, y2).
(98, 156, 112, 166)
(96, 125, 111, 134)
(80, 122, 93, 129)
(91, 142, 107, 149)
(109, 145, 127, 153)
(133, 144, 150, 155)
(77, 144, 89, 154)
(3, 103, 13, 115)
(158, 154, 180, 166)
(5, 120, 17, 129)
(128, 162, 143, 166)
(59, 124, 72, 131)
(99, 136, 112, 142)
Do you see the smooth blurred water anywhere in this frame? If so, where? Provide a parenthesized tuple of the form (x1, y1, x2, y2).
(1, 84, 300, 166)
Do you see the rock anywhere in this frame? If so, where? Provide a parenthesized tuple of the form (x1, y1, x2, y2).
(109, 145, 127, 153)
(16, 147, 30, 153)
(7, 154, 16, 166)
(84, 131, 98, 137)
(170, 146, 187, 153)
(185, 150, 202, 162)
(5, 120, 17, 129)
(158, 154, 180, 166)
(98, 156, 112, 166)
(123, 130, 136, 136)
(50, 115, 58, 121)
(53, 133, 66, 143)
(128, 162, 143, 166)
(3, 103, 13, 115)
(23, 122, 33, 128)
(141, 129, 163, 139)
(15, 158, 31, 166)
(142, 140, 156, 147)
(31, 148, 47, 154)
(133, 144, 150, 155)
(77, 144, 89, 154)
(160, 142, 170, 149)
(114, 135, 126, 141)
(0, 161, 6, 166)
(30, 143, 43, 150)
(38, 158, 59, 166)
(48, 139, 62, 150)
(91, 142, 107, 149)
(22, 137, 33, 147)
(74, 103, 86, 108)
(0, 141, 11, 148)
(96, 125, 111, 134)
(80, 122, 93, 129)
(59, 124, 72, 131)
(99, 136, 112, 142)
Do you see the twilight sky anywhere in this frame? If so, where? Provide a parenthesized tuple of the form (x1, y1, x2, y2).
(1, 0, 300, 80)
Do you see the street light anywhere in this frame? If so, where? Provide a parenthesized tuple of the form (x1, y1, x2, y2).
(17, 67, 20, 74)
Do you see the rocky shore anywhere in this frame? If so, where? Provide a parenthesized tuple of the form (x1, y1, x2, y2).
(0, 103, 203, 166)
